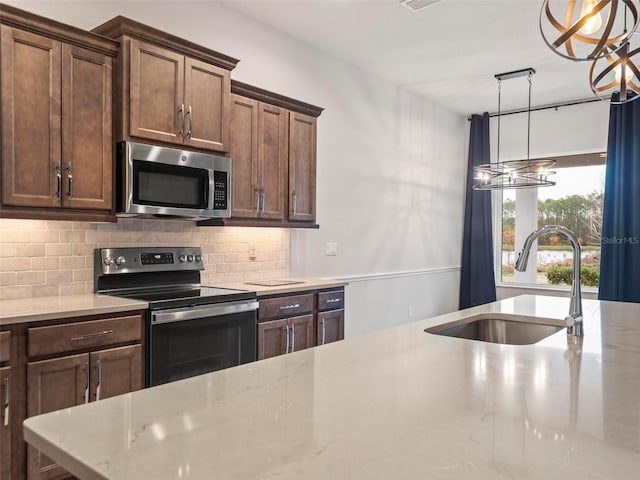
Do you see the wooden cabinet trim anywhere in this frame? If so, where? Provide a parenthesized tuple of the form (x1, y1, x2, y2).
(231, 80, 323, 117)
(28, 315, 143, 358)
(0, 3, 119, 56)
(92, 16, 239, 71)
(0, 332, 9, 363)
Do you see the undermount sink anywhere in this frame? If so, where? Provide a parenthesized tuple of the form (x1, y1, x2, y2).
(425, 313, 564, 345)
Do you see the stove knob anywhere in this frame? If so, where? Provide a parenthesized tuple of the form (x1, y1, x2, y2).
(187, 255, 194, 262)
(103, 256, 114, 266)
(115, 256, 126, 266)
(195, 255, 202, 262)
(179, 255, 187, 263)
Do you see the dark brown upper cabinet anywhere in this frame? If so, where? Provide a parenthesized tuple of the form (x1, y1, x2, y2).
(92, 16, 238, 154)
(201, 81, 323, 229)
(0, 5, 118, 222)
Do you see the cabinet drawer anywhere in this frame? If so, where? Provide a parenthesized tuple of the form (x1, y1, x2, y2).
(0, 331, 9, 363)
(259, 293, 314, 322)
(318, 290, 344, 311)
(28, 315, 143, 358)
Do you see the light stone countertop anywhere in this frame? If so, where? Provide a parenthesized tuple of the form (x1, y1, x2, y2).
(0, 294, 148, 325)
(23, 295, 640, 479)
(218, 278, 347, 296)
(0, 279, 345, 326)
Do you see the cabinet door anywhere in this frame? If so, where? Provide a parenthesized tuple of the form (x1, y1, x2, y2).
(0, 367, 10, 480)
(61, 44, 113, 210)
(258, 103, 288, 220)
(27, 354, 89, 480)
(317, 310, 344, 346)
(229, 95, 260, 218)
(90, 345, 142, 401)
(129, 39, 184, 145)
(257, 318, 288, 360)
(183, 58, 229, 152)
(1, 26, 62, 208)
(289, 314, 315, 353)
(288, 112, 317, 222)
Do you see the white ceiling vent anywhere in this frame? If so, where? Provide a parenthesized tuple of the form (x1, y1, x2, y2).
(400, 0, 444, 11)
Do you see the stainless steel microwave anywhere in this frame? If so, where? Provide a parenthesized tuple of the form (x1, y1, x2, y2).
(117, 142, 231, 219)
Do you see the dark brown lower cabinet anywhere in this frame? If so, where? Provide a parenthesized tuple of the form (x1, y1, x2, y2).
(317, 309, 345, 346)
(257, 314, 314, 360)
(26, 346, 143, 479)
(0, 366, 10, 480)
(89, 345, 142, 402)
(27, 354, 88, 480)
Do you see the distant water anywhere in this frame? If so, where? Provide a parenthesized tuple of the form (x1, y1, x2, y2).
(502, 249, 596, 266)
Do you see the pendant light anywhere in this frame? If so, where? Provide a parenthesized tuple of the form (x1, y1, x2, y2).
(539, 0, 639, 61)
(473, 68, 556, 190)
(589, 6, 640, 102)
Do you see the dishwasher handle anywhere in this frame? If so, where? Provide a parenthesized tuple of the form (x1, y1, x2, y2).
(152, 300, 259, 325)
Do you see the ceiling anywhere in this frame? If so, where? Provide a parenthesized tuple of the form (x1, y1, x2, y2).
(222, 0, 599, 116)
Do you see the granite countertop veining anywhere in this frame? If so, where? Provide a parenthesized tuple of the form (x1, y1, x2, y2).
(23, 295, 640, 479)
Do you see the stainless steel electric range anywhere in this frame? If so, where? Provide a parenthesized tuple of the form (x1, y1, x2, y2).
(94, 247, 258, 387)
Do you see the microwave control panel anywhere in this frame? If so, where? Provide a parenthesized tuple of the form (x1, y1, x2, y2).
(213, 171, 228, 210)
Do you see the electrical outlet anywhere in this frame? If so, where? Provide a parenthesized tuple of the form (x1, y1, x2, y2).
(408, 306, 414, 318)
(249, 245, 257, 260)
(325, 242, 338, 256)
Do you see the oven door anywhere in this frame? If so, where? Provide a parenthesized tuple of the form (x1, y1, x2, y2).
(148, 300, 258, 386)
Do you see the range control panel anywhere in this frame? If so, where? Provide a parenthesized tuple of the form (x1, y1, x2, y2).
(95, 247, 204, 275)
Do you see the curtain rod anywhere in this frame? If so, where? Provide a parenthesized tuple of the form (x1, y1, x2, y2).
(467, 96, 604, 121)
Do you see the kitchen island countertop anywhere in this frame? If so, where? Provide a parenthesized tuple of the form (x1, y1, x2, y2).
(23, 295, 640, 479)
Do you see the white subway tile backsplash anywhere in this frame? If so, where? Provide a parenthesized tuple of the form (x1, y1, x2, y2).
(0, 219, 290, 299)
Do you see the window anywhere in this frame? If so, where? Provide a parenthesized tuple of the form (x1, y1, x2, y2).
(497, 152, 606, 289)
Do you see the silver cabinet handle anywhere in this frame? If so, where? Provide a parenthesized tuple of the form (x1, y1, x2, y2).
(54, 163, 62, 199)
(187, 105, 193, 139)
(255, 189, 260, 214)
(279, 304, 300, 310)
(66, 163, 73, 199)
(179, 103, 185, 137)
(291, 323, 296, 352)
(321, 317, 326, 345)
(71, 330, 114, 342)
(326, 298, 341, 304)
(2, 377, 9, 427)
(84, 363, 89, 404)
(261, 190, 265, 214)
(292, 192, 297, 216)
(285, 324, 290, 354)
(95, 360, 102, 401)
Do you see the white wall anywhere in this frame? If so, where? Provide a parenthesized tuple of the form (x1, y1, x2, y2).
(8, 1, 468, 336)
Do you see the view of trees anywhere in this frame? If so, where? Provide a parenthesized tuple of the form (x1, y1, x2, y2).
(502, 191, 603, 249)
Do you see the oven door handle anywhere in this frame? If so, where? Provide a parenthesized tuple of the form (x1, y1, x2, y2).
(151, 300, 259, 324)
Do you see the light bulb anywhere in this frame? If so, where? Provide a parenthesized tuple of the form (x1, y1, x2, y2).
(614, 62, 634, 83)
(579, 0, 603, 35)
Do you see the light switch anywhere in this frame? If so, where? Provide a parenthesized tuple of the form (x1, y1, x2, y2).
(325, 242, 338, 256)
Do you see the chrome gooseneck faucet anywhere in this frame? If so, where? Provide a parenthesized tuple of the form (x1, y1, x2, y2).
(515, 225, 584, 336)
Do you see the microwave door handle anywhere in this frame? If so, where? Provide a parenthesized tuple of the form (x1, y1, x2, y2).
(208, 170, 215, 210)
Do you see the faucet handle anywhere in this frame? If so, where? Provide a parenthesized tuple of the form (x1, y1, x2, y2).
(564, 315, 576, 327)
